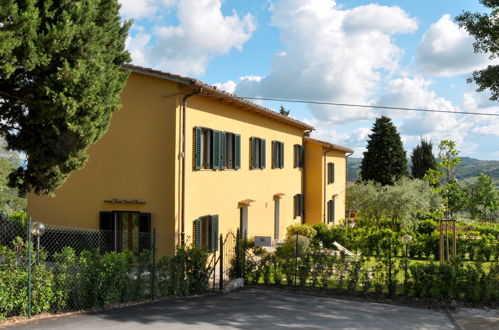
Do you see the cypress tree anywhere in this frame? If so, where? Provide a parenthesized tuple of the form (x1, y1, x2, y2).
(411, 138, 436, 179)
(360, 116, 408, 185)
(0, 0, 131, 195)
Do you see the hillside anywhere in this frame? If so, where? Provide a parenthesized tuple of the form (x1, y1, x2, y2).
(347, 157, 499, 187)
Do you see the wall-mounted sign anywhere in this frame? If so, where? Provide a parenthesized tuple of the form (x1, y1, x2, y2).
(254, 236, 272, 247)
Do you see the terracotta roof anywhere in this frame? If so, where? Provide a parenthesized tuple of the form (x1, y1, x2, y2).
(273, 193, 285, 199)
(122, 64, 314, 131)
(304, 137, 354, 153)
(238, 199, 255, 207)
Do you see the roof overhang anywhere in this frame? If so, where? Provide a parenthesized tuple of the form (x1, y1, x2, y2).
(122, 64, 314, 131)
(304, 137, 353, 153)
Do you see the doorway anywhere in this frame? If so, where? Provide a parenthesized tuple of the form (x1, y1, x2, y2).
(240, 206, 248, 238)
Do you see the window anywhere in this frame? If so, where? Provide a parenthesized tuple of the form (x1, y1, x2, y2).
(99, 211, 151, 253)
(194, 127, 240, 170)
(293, 194, 304, 218)
(327, 199, 335, 224)
(250, 137, 266, 169)
(272, 141, 284, 168)
(327, 162, 335, 184)
(294, 144, 304, 168)
(193, 215, 219, 252)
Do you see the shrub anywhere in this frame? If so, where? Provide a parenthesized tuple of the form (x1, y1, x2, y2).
(286, 224, 317, 239)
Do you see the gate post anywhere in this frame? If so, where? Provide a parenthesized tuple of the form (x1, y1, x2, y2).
(219, 234, 224, 290)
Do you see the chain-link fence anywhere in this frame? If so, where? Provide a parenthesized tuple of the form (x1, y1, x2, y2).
(0, 216, 222, 319)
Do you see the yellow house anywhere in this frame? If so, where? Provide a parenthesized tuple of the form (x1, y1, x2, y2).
(28, 65, 353, 255)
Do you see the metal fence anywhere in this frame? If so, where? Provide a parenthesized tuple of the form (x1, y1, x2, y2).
(0, 216, 239, 319)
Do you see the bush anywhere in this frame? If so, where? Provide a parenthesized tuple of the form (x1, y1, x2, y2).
(286, 224, 317, 239)
(416, 219, 437, 236)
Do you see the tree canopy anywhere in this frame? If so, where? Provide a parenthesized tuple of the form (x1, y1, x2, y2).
(411, 138, 436, 179)
(360, 116, 408, 185)
(0, 0, 130, 195)
(0, 139, 26, 215)
(455, 0, 499, 101)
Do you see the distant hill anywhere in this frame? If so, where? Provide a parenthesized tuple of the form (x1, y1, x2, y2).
(347, 157, 499, 188)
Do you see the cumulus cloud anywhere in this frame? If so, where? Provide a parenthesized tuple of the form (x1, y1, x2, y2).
(119, 0, 159, 20)
(123, 0, 256, 75)
(416, 14, 492, 77)
(213, 80, 237, 94)
(235, 0, 418, 124)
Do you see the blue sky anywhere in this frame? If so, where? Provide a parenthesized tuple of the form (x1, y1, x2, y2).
(119, 0, 498, 160)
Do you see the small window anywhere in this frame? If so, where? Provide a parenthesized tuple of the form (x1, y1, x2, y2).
(327, 199, 335, 224)
(250, 137, 266, 169)
(327, 162, 335, 184)
(272, 141, 284, 169)
(194, 127, 240, 170)
(294, 144, 304, 168)
(193, 215, 219, 252)
(293, 194, 304, 218)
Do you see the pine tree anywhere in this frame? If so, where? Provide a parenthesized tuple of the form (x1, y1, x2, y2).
(360, 116, 408, 185)
(411, 138, 436, 179)
(0, 0, 131, 195)
(279, 105, 290, 116)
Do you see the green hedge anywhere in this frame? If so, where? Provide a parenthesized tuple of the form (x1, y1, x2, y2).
(0, 242, 210, 318)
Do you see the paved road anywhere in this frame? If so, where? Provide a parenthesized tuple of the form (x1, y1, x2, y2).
(10, 288, 455, 329)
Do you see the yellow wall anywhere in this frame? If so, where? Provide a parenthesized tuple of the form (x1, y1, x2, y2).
(325, 150, 347, 225)
(304, 141, 323, 223)
(304, 141, 348, 226)
(181, 96, 304, 244)
(28, 73, 179, 254)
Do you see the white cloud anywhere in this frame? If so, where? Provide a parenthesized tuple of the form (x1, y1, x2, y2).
(416, 14, 492, 77)
(235, 0, 418, 124)
(213, 80, 237, 94)
(123, 0, 256, 76)
(119, 0, 159, 20)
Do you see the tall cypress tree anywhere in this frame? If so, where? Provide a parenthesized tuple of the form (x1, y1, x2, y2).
(0, 0, 131, 195)
(360, 116, 408, 185)
(411, 138, 436, 179)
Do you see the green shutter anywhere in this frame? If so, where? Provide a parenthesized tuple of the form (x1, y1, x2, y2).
(234, 134, 241, 169)
(294, 194, 298, 218)
(294, 145, 298, 168)
(260, 139, 266, 168)
(194, 219, 201, 248)
(210, 215, 219, 252)
(279, 142, 284, 168)
(220, 132, 226, 170)
(300, 146, 304, 168)
(331, 163, 335, 183)
(212, 130, 221, 169)
(328, 163, 333, 184)
(300, 194, 304, 216)
(272, 141, 277, 168)
(332, 199, 335, 224)
(250, 137, 256, 169)
(194, 127, 202, 170)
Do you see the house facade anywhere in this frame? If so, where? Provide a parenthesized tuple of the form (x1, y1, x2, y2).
(27, 65, 352, 255)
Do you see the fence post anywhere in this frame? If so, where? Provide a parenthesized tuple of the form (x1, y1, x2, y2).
(235, 228, 240, 278)
(27, 216, 33, 318)
(294, 233, 298, 286)
(151, 228, 156, 300)
(219, 233, 224, 290)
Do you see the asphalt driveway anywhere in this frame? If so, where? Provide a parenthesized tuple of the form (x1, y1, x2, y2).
(8, 288, 457, 329)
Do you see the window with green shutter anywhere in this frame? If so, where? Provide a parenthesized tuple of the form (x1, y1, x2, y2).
(194, 127, 240, 171)
(294, 193, 304, 218)
(192, 215, 219, 252)
(327, 162, 335, 184)
(250, 137, 266, 169)
(272, 141, 284, 169)
(294, 144, 304, 168)
(327, 200, 335, 224)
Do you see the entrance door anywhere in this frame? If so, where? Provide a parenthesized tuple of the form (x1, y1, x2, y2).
(274, 199, 280, 240)
(116, 212, 140, 253)
(240, 206, 248, 238)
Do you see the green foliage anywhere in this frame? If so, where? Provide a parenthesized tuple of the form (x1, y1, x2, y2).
(360, 116, 408, 185)
(411, 138, 436, 179)
(0, 140, 26, 215)
(347, 178, 434, 230)
(286, 223, 317, 239)
(279, 105, 290, 116)
(455, 0, 499, 101)
(0, 0, 131, 195)
(416, 219, 437, 236)
(466, 173, 498, 222)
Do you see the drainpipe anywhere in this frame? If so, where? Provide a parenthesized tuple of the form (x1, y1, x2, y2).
(181, 88, 201, 246)
(302, 130, 312, 224)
